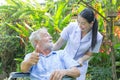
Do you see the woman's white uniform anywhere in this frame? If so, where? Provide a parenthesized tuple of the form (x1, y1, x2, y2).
(61, 22, 103, 80)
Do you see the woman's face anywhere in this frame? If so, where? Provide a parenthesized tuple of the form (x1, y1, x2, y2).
(77, 15, 93, 33)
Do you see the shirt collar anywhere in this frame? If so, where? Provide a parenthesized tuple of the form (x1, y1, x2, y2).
(39, 51, 56, 57)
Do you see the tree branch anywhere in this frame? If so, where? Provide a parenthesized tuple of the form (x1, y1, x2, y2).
(78, 0, 109, 22)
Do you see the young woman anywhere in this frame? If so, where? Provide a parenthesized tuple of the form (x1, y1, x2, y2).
(53, 8, 103, 80)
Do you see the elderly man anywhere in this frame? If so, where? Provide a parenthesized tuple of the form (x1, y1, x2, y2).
(21, 27, 80, 80)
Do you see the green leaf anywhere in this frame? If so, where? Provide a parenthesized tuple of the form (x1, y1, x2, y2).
(23, 22, 34, 31)
(60, 14, 72, 28)
(16, 23, 29, 37)
(114, 43, 120, 49)
(5, 22, 22, 34)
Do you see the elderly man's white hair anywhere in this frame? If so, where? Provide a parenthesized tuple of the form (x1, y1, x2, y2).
(29, 27, 47, 48)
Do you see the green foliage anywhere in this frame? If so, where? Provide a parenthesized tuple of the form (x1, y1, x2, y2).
(90, 53, 110, 66)
(0, 36, 24, 76)
(0, 36, 21, 55)
(114, 43, 120, 78)
(114, 43, 120, 61)
(88, 53, 112, 80)
(0, 0, 73, 41)
(88, 66, 112, 80)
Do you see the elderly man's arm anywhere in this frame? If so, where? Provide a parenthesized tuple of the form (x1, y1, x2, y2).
(21, 51, 39, 72)
(21, 45, 40, 72)
(50, 67, 80, 80)
(21, 60, 33, 72)
(64, 67, 80, 78)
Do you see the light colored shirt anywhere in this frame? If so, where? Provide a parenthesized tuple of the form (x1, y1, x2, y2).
(61, 22, 103, 80)
(24, 50, 79, 80)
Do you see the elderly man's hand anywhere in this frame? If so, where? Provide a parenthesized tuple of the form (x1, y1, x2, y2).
(50, 70, 66, 80)
(27, 45, 40, 65)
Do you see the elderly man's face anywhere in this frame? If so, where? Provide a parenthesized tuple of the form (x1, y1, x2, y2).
(39, 32, 53, 50)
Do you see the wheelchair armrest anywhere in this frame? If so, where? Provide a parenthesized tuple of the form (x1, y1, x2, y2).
(8, 72, 30, 80)
(62, 75, 76, 80)
(8, 72, 76, 80)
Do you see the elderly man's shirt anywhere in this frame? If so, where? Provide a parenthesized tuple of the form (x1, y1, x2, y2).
(24, 50, 79, 80)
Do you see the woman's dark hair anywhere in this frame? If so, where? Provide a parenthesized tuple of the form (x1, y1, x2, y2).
(79, 8, 98, 50)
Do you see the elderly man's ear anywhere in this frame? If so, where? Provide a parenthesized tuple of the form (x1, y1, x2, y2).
(34, 40, 41, 47)
(34, 40, 38, 47)
(34, 40, 43, 53)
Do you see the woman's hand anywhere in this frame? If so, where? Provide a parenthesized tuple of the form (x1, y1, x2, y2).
(78, 52, 93, 67)
(77, 59, 83, 67)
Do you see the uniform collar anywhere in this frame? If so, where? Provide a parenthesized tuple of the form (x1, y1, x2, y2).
(75, 25, 92, 42)
(80, 30, 92, 42)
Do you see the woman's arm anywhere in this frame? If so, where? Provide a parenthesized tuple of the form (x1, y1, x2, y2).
(52, 37, 66, 51)
(78, 51, 93, 66)
(78, 37, 103, 66)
